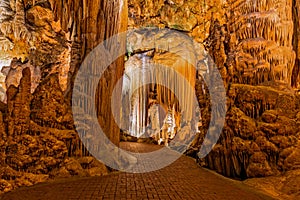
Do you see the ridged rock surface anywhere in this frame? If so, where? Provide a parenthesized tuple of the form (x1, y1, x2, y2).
(127, 0, 300, 180)
(0, 0, 127, 194)
(51, 0, 128, 145)
(0, 0, 299, 195)
(292, 0, 300, 87)
(206, 0, 296, 86)
(194, 0, 300, 179)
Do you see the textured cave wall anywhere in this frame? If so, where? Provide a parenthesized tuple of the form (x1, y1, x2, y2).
(54, 0, 128, 157)
(127, 0, 227, 43)
(125, 0, 219, 143)
(0, 0, 128, 144)
(50, 0, 128, 145)
(0, 0, 129, 157)
(292, 0, 300, 87)
(0, 0, 299, 190)
(127, 0, 300, 179)
(205, 0, 296, 86)
(198, 0, 300, 178)
(0, 0, 127, 193)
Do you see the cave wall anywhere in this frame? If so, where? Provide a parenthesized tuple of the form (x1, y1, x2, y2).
(50, 0, 128, 145)
(127, 0, 300, 179)
(0, 0, 299, 191)
(218, 0, 295, 86)
(0, 0, 127, 193)
(0, 0, 128, 145)
(198, 0, 300, 178)
(292, 0, 300, 87)
(127, 0, 300, 88)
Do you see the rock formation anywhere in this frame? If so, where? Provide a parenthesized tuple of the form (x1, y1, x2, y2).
(194, 0, 300, 179)
(0, 0, 127, 193)
(51, 0, 128, 145)
(123, 0, 300, 179)
(0, 0, 299, 194)
(292, 0, 300, 87)
(123, 28, 198, 143)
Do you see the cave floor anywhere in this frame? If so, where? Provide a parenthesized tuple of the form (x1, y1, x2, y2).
(0, 142, 275, 200)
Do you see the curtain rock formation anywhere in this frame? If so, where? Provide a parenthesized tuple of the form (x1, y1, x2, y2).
(0, 0, 127, 193)
(0, 0, 300, 194)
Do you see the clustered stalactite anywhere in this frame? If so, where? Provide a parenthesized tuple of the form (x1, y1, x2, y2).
(0, 0, 127, 193)
(205, 0, 297, 87)
(292, 0, 300, 87)
(123, 28, 199, 144)
(122, 0, 300, 179)
(197, 0, 300, 179)
(51, 0, 128, 145)
(0, 0, 300, 193)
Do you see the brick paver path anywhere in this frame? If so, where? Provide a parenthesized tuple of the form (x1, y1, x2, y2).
(0, 142, 274, 200)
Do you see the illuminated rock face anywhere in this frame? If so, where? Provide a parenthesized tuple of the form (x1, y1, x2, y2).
(0, 0, 70, 98)
(0, 0, 127, 194)
(292, 0, 300, 87)
(198, 84, 300, 178)
(196, 0, 300, 178)
(0, 0, 299, 193)
(51, 0, 128, 145)
(205, 0, 296, 86)
(128, 0, 300, 88)
(127, 0, 227, 43)
(2, 58, 41, 100)
(126, 0, 300, 178)
(0, 0, 128, 146)
(123, 28, 198, 143)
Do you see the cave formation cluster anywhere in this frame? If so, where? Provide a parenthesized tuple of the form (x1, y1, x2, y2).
(0, 0, 300, 194)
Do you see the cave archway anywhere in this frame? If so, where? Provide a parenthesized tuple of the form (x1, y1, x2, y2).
(119, 28, 203, 146)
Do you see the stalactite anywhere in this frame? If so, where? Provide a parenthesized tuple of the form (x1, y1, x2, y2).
(226, 0, 295, 86)
(291, 0, 300, 87)
(125, 29, 197, 142)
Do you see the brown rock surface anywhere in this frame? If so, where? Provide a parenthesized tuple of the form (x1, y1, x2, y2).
(197, 84, 300, 178)
(292, 0, 300, 87)
(0, 0, 299, 195)
(0, 0, 127, 194)
(126, 1, 300, 181)
(244, 169, 300, 199)
(128, 0, 226, 43)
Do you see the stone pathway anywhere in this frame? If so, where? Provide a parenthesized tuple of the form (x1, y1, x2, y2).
(0, 142, 275, 200)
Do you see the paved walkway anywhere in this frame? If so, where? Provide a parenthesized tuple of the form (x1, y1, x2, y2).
(0, 142, 274, 200)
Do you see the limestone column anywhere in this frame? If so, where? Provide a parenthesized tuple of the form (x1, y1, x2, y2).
(51, 0, 128, 145)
